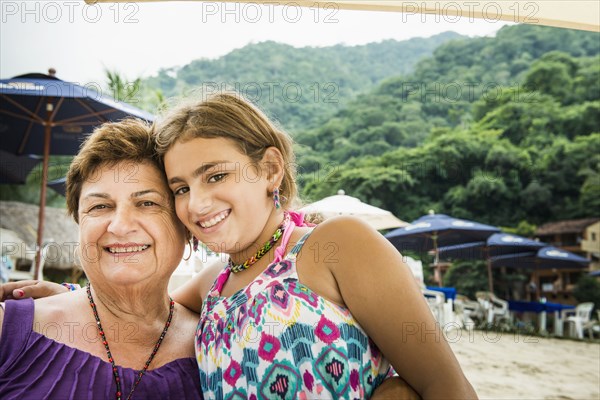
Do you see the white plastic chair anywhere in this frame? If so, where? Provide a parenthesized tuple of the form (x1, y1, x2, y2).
(454, 294, 485, 329)
(7, 242, 50, 281)
(422, 289, 446, 325)
(563, 302, 595, 339)
(476, 291, 510, 326)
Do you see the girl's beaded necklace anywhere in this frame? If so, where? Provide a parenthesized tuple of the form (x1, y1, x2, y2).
(86, 283, 174, 400)
(228, 212, 290, 273)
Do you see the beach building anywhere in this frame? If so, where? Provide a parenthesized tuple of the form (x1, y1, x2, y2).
(534, 217, 599, 301)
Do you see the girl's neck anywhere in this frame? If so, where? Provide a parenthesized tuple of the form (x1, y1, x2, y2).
(228, 210, 287, 266)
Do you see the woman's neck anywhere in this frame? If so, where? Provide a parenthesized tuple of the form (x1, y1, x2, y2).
(89, 282, 171, 325)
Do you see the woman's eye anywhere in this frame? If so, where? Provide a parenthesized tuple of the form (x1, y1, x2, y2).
(89, 204, 107, 211)
(173, 186, 189, 196)
(141, 201, 156, 207)
(208, 173, 227, 183)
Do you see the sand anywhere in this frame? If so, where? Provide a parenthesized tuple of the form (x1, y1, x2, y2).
(448, 329, 600, 399)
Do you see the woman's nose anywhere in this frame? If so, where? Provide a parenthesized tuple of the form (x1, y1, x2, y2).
(107, 207, 138, 236)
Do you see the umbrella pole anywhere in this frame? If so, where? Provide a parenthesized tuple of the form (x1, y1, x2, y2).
(486, 249, 494, 293)
(34, 120, 51, 280)
(534, 262, 541, 301)
(433, 233, 443, 287)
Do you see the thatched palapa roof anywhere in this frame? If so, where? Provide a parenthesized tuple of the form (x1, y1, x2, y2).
(536, 218, 600, 236)
(0, 201, 79, 270)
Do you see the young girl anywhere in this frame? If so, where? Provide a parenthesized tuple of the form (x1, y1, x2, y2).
(154, 92, 477, 399)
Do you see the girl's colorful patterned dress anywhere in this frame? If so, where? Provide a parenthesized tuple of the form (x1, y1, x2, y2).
(196, 230, 392, 399)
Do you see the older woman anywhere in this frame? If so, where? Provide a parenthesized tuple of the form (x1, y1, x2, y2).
(0, 119, 202, 399)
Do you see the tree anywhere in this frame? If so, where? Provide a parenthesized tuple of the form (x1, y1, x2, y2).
(105, 69, 142, 105)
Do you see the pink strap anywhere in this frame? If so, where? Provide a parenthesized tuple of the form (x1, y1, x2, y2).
(213, 210, 313, 294)
(273, 210, 314, 263)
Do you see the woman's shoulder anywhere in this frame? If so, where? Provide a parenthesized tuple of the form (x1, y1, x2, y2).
(33, 291, 86, 327)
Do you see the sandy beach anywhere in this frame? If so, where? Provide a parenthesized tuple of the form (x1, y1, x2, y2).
(448, 329, 600, 399)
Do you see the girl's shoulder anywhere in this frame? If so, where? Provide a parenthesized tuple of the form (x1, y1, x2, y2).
(305, 216, 400, 270)
(309, 215, 381, 246)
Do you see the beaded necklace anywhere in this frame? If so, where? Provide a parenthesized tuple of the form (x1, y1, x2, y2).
(86, 284, 174, 400)
(229, 212, 290, 273)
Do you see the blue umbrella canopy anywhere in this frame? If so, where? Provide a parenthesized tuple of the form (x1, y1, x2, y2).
(491, 246, 590, 270)
(0, 150, 41, 184)
(385, 213, 500, 288)
(0, 72, 154, 277)
(47, 177, 66, 197)
(0, 73, 153, 156)
(385, 213, 500, 254)
(438, 233, 547, 260)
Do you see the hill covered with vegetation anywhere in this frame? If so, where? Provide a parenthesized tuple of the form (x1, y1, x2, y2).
(298, 24, 600, 228)
(142, 32, 464, 131)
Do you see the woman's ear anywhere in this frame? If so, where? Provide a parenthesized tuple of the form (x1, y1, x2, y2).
(261, 147, 285, 189)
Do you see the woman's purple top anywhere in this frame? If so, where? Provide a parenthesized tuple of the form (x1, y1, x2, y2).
(0, 298, 202, 400)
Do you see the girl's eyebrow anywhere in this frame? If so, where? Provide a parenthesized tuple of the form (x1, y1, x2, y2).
(168, 161, 232, 185)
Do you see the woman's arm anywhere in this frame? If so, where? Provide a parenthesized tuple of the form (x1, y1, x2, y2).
(0, 303, 4, 339)
(315, 217, 477, 399)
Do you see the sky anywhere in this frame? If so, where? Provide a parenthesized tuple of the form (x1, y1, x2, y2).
(1, 1, 511, 85)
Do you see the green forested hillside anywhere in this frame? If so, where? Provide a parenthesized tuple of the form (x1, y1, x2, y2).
(299, 25, 600, 228)
(142, 32, 464, 131)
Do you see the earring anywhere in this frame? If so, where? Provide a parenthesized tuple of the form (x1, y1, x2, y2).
(273, 187, 281, 210)
(183, 240, 193, 261)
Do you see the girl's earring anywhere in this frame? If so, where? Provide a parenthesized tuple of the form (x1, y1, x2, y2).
(273, 187, 281, 210)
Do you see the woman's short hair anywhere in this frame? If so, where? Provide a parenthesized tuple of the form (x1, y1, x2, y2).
(154, 92, 299, 208)
(66, 119, 161, 223)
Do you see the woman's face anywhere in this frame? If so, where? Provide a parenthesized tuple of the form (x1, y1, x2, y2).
(77, 161, 186, 286)
(163, 137, 274, 254)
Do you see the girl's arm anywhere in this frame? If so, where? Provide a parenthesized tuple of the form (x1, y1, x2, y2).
(0, 280, 67, 300)
(314, 216, 477, 399)
(371, 376, 420, 399)
(171, 258, 227, 313)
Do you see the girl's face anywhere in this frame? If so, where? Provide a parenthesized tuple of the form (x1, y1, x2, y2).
(163, 137, 276, 254)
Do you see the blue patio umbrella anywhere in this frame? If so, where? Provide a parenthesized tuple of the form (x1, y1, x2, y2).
(0, 150, 41, 184)
(385, 212, 500, 286)
(47, 177, 66, 197)
(0, 72, 154, 277)
(491, 246, 590, 269)
(437, 233, 547, 292)
(491, 246, 590, 299)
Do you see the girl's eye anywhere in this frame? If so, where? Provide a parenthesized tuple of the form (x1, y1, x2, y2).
(173, 186, 189, 196)
(208, 173, 227, 183)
